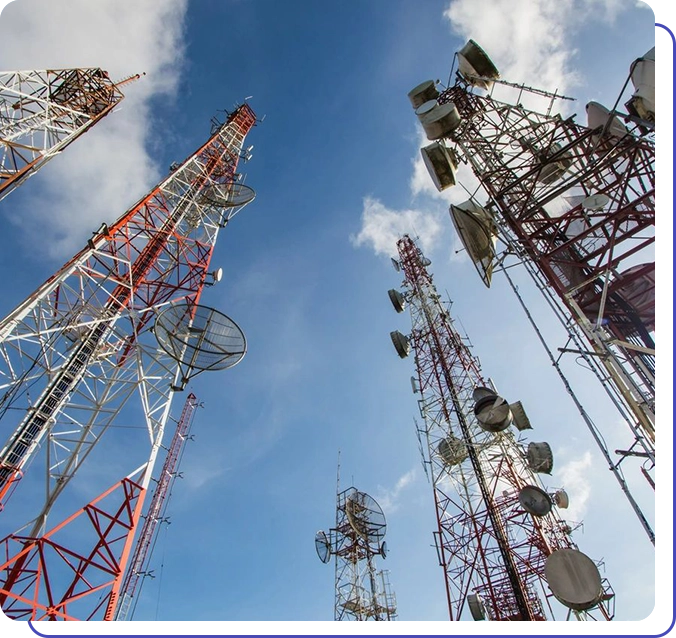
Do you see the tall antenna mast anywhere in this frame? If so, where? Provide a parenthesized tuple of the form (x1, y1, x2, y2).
(0, 102, 257, 620)
(387, 234, 613, 621)
(406, 39, 654, 544)
(0, 68, 138, 201)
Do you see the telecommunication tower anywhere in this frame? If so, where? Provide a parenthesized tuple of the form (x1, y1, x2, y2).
(0, 102, 257, 620)
(315, 471, 396, 621)
(406, 40, 655, 543)
(0, 68, 141, 201)
(388, 234, 614, 621)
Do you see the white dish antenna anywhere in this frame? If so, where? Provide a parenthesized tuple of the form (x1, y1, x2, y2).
(391, 257, 401, 272)
(407, 79, 439, 109)
(553, 489, 570, 509)
(526, 442, 554, 474)
(420, 102, 462, 140)
(581, 193, 610, 211)
(518, 485, 553, 517)
(449, 200, 497, 287)
(387, 289, 406, 313)
(586, 102, 628, 142)
(626, 47, 655, 124)
(537, 142, 574, 184)
(545, 549, 603, 611)
(390, 330, 410, 359)
(457, 39, 500, 90)
(420, 142, 458, 192)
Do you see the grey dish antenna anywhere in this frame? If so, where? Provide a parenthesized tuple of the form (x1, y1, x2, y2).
(390, 330, 410, 359)
(450, 200, 497, 288)
(388, 289, 406, 313)
(345, 490, 387, 545)
(518, 484, 553, 517)
(545, 549, 604, 611)
(154, 302, 246, 390)
(457, 39, 500, 90)
(315, 530, 331, 564)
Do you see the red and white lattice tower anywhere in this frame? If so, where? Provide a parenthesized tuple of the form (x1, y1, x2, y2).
(115, 392, 199, 621)
(0, 103, 256, 620)
(0, 68, 140, 201)
(407, 40, 655, 543)
(388, 234, 614, 621)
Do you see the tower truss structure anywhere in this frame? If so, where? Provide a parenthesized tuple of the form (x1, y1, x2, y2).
(316, 486, 396, 621)
(0, 103, 256, 620)
(389, 234, 613, 621)
(408, 41, 655, 543)
(0, 68, 139, 201)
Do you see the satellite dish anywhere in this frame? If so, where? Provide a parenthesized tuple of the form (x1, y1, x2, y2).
(527, 442, 554, 474)
(472, 386, 494, 402)
(545, 549, 603, 611)
(407, 79, 439, 109)
(420, 102, 462, 140)
(437, 436, 468, 466)
(518, 484, 553, 517)
(345, 491, 387, 545)
(315, 530, 331, 564)
(421, 142, 458, 192)
(390, 330, 410, 359)
(457, 40, 500, 90)
(212, 267, 223, 282)
(387, 289, 406, 313)
(391, 257, 401, 272)
(421, 256, 432, 267)
(467, 593, 487, 620)
(474, 392, 512, 432)
(410, 376, 419, 394)
(154, 303, 246, 390)
(449, 200, 497, 287)
(553, 489, 570, 509)
(380, 540, 388, 558)
(581, 193, 610, 211)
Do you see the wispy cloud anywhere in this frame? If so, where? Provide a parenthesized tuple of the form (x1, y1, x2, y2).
(376, 468, 417, 513)
(0, 0, 188, 259)
(350, 196, 443, 257)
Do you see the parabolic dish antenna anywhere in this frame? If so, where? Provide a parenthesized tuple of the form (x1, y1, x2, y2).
(315, 530, 331, 564)
(545, 548, 603, 611)
(200, 182, 256, 209)
(388, 289, 406, 313)
(391, 257, 401, 272)
(154, 303, 246, 373)
(518, 484, 553, 517)
(450, 200, 497, 288)
(345, 490, 387, 545)
(380, 541, 388, 558)
(581, 193, 610, 211)
(527, 442, 554, 474)
(467, 593, 487, 621)
(407, 79, 439, 109)
(473, 391, 512, 432)
(457, 39, 500, 90)
(390, 330, 410, 359)
(421, 142, 458, 192)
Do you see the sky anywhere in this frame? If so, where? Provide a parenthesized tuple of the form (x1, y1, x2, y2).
(0, 0, 670, 634)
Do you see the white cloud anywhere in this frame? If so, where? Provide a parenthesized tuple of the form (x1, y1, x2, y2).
(553, 449, 593, 522)
(376, 468, 416, 513)
(0, 0, 188, 258)
(350, 196, 443, 257)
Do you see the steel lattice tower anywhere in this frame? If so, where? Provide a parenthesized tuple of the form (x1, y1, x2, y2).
(316, 480, 396, 621)
(388, 234, 614, 622)
(0, 68, 140, 201)
(408, 41, 655, 543)
(0, 103, 256, 620)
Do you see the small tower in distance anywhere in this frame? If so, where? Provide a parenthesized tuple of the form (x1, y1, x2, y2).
(315, 467, 396, 621)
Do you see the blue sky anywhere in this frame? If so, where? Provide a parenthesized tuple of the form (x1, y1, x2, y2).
(0, 0, 670, 634)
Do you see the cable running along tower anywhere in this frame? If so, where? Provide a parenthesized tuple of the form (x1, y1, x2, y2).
(0, 102, 257, 620)
(406, 40, 655, 543)
(0, 68, 140, 201)
(388, 234, 613, 621)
